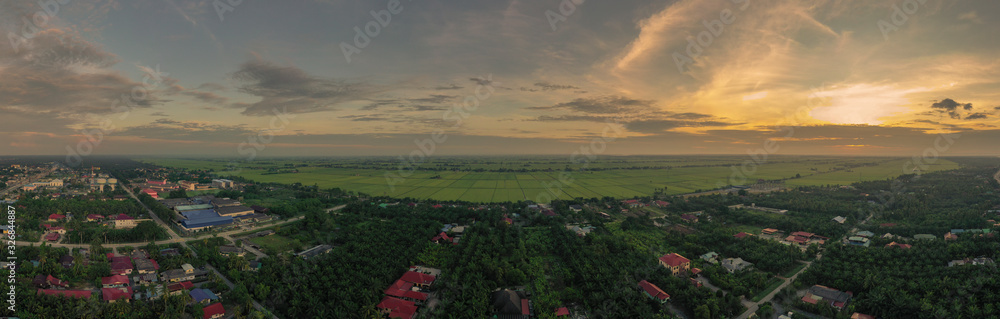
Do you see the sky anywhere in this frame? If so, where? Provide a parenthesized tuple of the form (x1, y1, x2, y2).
(1, 0, 999, 157)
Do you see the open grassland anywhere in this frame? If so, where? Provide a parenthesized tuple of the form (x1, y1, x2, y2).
(137, 156, 959, 202)
(250, 235, 299, 255)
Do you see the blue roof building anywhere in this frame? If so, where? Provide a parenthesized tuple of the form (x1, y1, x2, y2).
(189, 288, 219, 303)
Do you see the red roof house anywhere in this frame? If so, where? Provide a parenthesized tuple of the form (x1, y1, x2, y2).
(46, 275, 68, 288)
(885, 242, 912, 249)
(203, 302, 225, 319)
(110, 257, 133, 275)
(114, 214, 134, 220)
(680, 214, 698, 223)
(101, 287, 133, 302)
(431, 232, 453, 244)
(400, 271, 436, 286)
(101, 274, 129, 287)
(658, 253, 691, 275)
(638, 280, 670, 302)
(377, 296, 417, 319)
(48, 214, 66, 221)
(734, 232, 751, 239)
(555, 307, 570, 316)
(38, 289, 92, 299)
(653, 200, 670, 207)
(44, 232, 60, 241)
(141, 189, 158, 198)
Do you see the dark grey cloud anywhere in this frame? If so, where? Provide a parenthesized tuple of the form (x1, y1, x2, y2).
(196, 83, 228, 91)
(231, 58, 382, 116)
(115, 119, 253, 142)
(965, 113, 989, 120)
(434, 84, 463, 90)
(931, 98, 974, 119)
(520, 82, 581, 92)
(527, 95, 656, 114)
(181, 90, 228, 105)
(150, 112, 169, 117)
(0, 28, 163, 121)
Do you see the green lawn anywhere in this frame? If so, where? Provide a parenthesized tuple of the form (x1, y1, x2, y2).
(250, 235, 299, 255)
(138, 157, 960, 202)
(751, 277, 786, 302)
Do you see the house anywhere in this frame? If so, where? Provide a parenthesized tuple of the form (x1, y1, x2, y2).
(101, 275, 129, 288)
(568, 205, 583, 212)
(218, 245, 246, 256)
(111, 256, 133, 275)
(658, 253, 691, 275)
(879, 223, 897, 227)
(141, 189, 158, 199)
(855, 231, 875, 238)
(133, 273, 158, 285)
(622, 199, 643, 208)
(949, 257, 995, 267)
(700, 252, 720, 264)
(59, 255, 74, 268)
(86, 214, 104, 221)
(44, 232, 60, 242)
(210, 198, 241, 208)
(37, 289, 92, 299)
(885, 242, 912, 249)
(832, 216, 846, 224)
(384, 279, 429, 303)
(566, 225, 595, 237)
(203, 302, 225, 319)
(913, 234, 936, 240)
(42, 224, 66, 234)
(556, 307, 570, 317)
(679, 214, 698, 223)
(166, 281, 194, 295)
(377, 296, 417, 319)
(250, 205, 270, 214)
(161, 269, 195, 282)
(102, 287, 134, 303)
(491, 289, 530, 319)
(248, 260, 262, 271)
(801, 285, 852, 310)
(944, 232, 958, 241)
(33, 274, 69, 289)
(296, 245, 333, 260)
(431, 232, 454, 245)
(762, 228, 780, 235)
(48, 213, 65, 222)
(216, 205, 254, 217)
(721, 258, 753, 274)
(851, 313, 875, 319)
(134, 258, 160, 274)
(733, 232, 751, 239)
(400, 271, 437, 287)
(653, 200, 670, 208)
(847, 237, 870, 247)
(189, 288, 220, 304)
(501, 214, 513, 225)
(638, 280, 670, 303)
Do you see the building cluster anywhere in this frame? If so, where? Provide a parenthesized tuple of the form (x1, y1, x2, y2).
(31, 248, 223, 317)
(377, 266, 440, 319)
(160, 195, 271, 232)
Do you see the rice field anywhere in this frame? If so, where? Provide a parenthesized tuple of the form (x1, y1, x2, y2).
(137, 156, 960, 202)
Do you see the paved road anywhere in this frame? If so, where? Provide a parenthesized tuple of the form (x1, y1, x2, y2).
(736, 259, 816, 319)
(121, 184, 183, 241)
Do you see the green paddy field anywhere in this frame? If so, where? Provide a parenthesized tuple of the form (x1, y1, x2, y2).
(138, 156, 959, 202)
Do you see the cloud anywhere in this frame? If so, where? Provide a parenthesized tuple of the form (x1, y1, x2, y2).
(527, 95, 657, 114)
(181, 90, 228, 105)
(521, 82, 581, 92)
(0, 27, 165, 123)
(930, 98, 974, 119)
(196, 83, 228, 91)
(115, 119, 254, 141)
(434, 84, 464, 90)
(230, 58, 383, 116)
(965, 113, 989, 120)
(959, 11, 983, 24)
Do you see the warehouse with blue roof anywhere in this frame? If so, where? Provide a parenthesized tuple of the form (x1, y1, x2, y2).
(178, 209, 233, 231)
